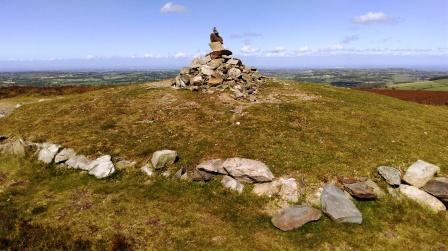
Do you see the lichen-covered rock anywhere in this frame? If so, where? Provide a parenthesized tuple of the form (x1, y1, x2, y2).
(403, 160, 440, 188)
(87, 155, 115, 179)
(151, 150, 177, 169)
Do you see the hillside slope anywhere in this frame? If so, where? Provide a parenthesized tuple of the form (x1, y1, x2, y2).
(1, 80, 448, 250)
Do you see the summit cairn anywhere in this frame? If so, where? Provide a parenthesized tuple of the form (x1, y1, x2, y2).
(172, 27, 266, 100)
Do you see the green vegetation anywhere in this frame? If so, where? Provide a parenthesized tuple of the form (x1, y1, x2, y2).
(1, 80, 448, 250)
(388, 78, 448, 91)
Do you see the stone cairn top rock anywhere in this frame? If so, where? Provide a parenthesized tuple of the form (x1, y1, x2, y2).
(172, 27, 266, 101)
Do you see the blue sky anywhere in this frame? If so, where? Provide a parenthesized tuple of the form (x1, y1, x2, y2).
(1, 0, 447, 70)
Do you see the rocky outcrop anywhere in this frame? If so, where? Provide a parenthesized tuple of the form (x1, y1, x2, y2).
(271, 205, 321, 231)
(87, 155, 116, 179)
(399, 184, 446, 212)
(151, 150, 177, 169)
(377, 166, 401, 186)
(321, 184, 362, 224)
(222, 158, 274, 183)
(403, 160, 440, 188)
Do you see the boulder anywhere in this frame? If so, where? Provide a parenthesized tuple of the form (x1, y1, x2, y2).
(191, 169, 213, 182)
(54, 148, 76, 164)
(343, 181, 377, 200)
(37, 143, 61, 164)
(221, 175, 244, 194)
(399, 184, 446, 212)
(87, 155, 116, 179)
(0, 139, 26, 156)
(421, 177, 448, 204)
(141, 164, 154, 177)
(377, 166, 401, 186)
(321, 184, 362, 224)
(271, 205, 322, 231)
(222, 157, 274, 183)
(151, 150, 177, 169)
(207, 59, 224, 69)
(278, 178, 299, 203)
(191, 75, 204, 85)
(403, 160, 440, 188)
(196, 159, 226, 174)
(227, 58, 241, 66)
(253, 180, 280, 197)
(228, 68, 241, 79)
(208, 76, 224, 86)
(66, 155, 91, 170)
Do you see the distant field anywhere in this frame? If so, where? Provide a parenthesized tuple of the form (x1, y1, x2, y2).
(363, 89, 448, 105)
(388, 78, 448, 91)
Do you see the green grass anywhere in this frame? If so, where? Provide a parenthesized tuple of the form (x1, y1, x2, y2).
(1, 80, 448, 250)
(388, 78, 448, 91)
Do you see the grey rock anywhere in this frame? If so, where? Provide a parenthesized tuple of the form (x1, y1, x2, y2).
(253, 180, 280, 197)
(228, 68, 242, 79)
(364, 179, 385, 198)
(200, 65, 215, 76)
(321, 184, 362, 224)
(421, 177, 448, 204)
(222, 157, 274, 183)
(141, 164, 154, 177)
(399, 184, 446, 212)
(271, 205, 322, 231)
(115, 160, 136, 170)
(221, 175, 244, 193)
(377, 166, 401, 186)
(403, 160, 440, 188)
(54, 148, 76, 164)
(209, 42, 225, 52)
(191, 169, 213, 182)
(174, 167, 188, 180)
(37, 143, 61, 164)
(197, 159, 226, 174)
(227, 58, 241, 65)
(0, 139, 26, 156)
(87, 155, 116, 179)
(278, 178, 299, 203)
(343, 181, 377, 200)
(66, 155, 91, 170)
(191, 75, 204, 85)
(207, 59, 224, 69)
(175, 75, 186, 88)
(151, 150, 177, 169)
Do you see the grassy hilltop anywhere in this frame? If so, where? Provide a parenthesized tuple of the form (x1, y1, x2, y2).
(1, 80, 448, 250)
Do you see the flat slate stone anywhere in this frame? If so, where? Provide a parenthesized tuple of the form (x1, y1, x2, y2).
(377, 166, 401, 186)
(321, 184, 362, 224)
(271, 205, 322, 231)
(421, 177, 448, 204)
(399, 184, 446, 212)
(403, 160, 440, 188)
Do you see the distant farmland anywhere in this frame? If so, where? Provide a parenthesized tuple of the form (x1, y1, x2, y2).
(387, 77, 448, 91)
(363, 89, 448, 105)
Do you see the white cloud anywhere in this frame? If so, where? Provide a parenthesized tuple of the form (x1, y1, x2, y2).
(353, 12, 392, 24)
(160, 2, 187, 14)
(174, 52, 187, 59)
(241, 45, 260, 54)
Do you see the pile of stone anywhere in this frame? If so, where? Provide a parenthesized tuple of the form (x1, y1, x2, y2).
(172, 28, 266, 101)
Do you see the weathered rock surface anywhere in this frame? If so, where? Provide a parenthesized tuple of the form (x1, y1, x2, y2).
(151, 150, 177, 169)
(421, 177, 448, 204)
(399, 184, 446, 212)
(37, 143, 61, 164)
(403, 160, 440, 188)
(377, 166, 401, 186)
(278, 178, 299, 203)
(141, 164, 154, 177)
(253, 180, 280, 197)
(321, 184, 363, 224)
(191, 169, 213, 182)
(87, 155, 115, 179)
(54, 148, 76, 164)
(222, 158, 274, 183)
(221, 175, 244, 194)
(343, 181, 377, 200)
(0, 139, 26, 156)
(271, 205, 322, 231)
(174, 167, 188, 180)
(115, 160, 136, 170)
(66, 155, 91, 170)
(365, 179, 385, 198)
(196, 159, 226, 174)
